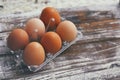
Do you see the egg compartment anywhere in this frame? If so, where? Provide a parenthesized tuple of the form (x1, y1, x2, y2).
(11, 30, 83, 72)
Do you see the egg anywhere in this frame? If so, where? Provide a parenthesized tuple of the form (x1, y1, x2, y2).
(23, 42, 45, 66)
(7, 29, 29, 51)
(56, 20, 77, 42)
(40, 32, 62, 54)
(40, 7, 61, 30)
(25, 18, 45, 41)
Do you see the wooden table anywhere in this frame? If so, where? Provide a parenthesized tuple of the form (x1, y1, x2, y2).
(0, 5, 120, 80)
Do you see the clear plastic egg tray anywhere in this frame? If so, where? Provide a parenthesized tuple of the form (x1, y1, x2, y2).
(10, 31, 83, 72)
(29, 31, 83, 72)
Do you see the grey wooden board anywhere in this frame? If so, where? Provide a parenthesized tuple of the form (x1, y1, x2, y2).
(0, 5, 120, 80)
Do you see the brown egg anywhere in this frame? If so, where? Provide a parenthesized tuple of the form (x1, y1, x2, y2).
(56, 20, 77, 42)
(40, 32, 62, 54)
(23, 42, 45, 66)
(7, 29, 29, 51)
(25, 18, 45, 41)
(40, 7, 61, 30)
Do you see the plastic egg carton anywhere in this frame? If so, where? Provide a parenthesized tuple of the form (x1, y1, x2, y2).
(29, 31, 83, 72)
(11, 31, 83, 72)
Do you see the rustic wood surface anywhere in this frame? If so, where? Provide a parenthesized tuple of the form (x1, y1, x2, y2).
(0, 5, 120, 80)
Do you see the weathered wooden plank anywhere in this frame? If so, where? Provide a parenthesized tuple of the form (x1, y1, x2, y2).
(0, 6, 120, 80)
(61, 11, 115, 24)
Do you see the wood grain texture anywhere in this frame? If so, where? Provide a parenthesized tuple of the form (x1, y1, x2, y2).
(0, 5, 120, 80)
